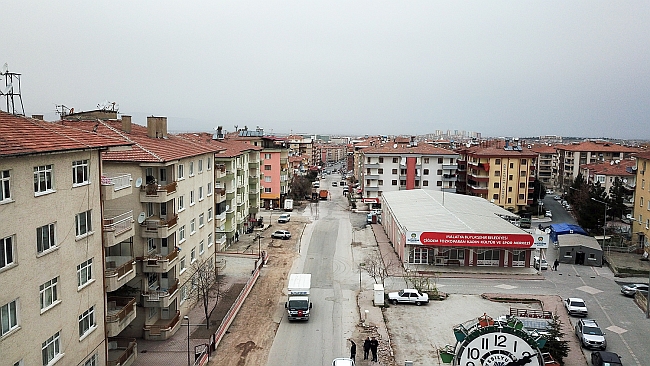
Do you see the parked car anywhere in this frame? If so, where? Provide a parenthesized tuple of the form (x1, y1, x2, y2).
(545, 210, 552, 218)
(575, 319, 606, 350)
(277, 214, 291, 223)
(564, 297, 588, 317)
(271, 230, 291, 240)
(546, 189, 554, 194)
(387, 289, 429, 306)
(620, 283, 649, 297)
(534, 256, 548, 270)
(591, 351, 622, 366)
(332, 182, 338, 186)
(332, 358, 355, 366)
(553, 195, 561, 200)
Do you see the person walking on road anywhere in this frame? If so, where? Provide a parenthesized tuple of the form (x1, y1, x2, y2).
(349, 339, 356, 362)
(370, 336, 379, 362)
(553, 259, 559, 271)
(363, 337, 371, 360)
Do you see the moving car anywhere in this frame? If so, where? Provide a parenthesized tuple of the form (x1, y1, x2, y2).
(575, 319, 606, 350)
(271, 230, 291, 240)
(620, 283, 649, 297)
(277, 214, 291, 223)
(534, 256, 548, 270)
(564, 297, 588, 317)
(591, 351, 622, 366)
(387, 289, 429, 306)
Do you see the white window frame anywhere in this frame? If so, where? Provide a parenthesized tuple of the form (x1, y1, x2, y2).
(264, 176, 272, 182)
(207, 208, 213, 221)
(1, 299, 19, 336)
(189, 161, 194, 176)
(180, 285, 188, 304)
(178, 164, 185, 180)
(41, 331, 62, 366)
(40, 277, 59, 312)
(207, 182, 212, 196)
(208, 233, 213, 247)
(178, 195, 185, 212)
(83, 354, 98, 366)
(191, 247, 196, 263)
(190, 190, 195, 206)
(75, 210, 93, 238)
(37, 223, 57, 255)
(72, 160, 90, 186)
(190, 219, 196, 235)
(199, 213, 205, 228)
(207, 157, 212, 170)
(78, 306, 96, 339)
(198, 159, 203, 173)
(77, 258, 93, 289)
(264, 187, 272, 193)
(34, 165, 54, 195)
(199, 186, 204, 201)
(179, 225, 186, 243)
(180, 256, 187, 274)
(1, 235, 15, 270)
(0, 170, 11, 203)
(199, 240, 205, 255)
(264, 153, 271, 160)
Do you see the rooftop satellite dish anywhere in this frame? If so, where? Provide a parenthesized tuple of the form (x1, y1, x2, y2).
(610, 161, 614, 165)
(137, 212, 146, 224)
(626, 213, 632, 219)
(615, 159, 620, 164)
(220, 225, 225, 230)
(1, 63, 7, 75)
(623, 178, 628, 183)
(1, 83, 12, 94)
(225, 205, 230, 211)
(135, 177, 143, 188)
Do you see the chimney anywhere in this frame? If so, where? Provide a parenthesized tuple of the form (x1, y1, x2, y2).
(147, 116, 167, 139)
(121, 115, 132, 133)
(32, 114, 44, 120)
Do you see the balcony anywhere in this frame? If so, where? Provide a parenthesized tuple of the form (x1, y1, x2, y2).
(442, 174, 457, 182)
(364, 163, 380, 169)
(107, 338, 137, 366)
(142, 279, 179, 308)
(103, 210, 135, 247)
(364, 174, 379, 180)
(468, 185, 488, 194)
(141, 248, 179, 273)
(226, 190, 235, 201)
(141, 215, 178, 239)
(467, 174, 489, 183)
(106, 297, 137, 337)
(442, 164, 457, 170)
(215, 187, 226, 196)
(364, 186, 380, 192)
(139, 181, 178, 203)
(105, 257, 137, 292)
(143, 310, 181, 341)
(101, 174, 133, 200)
(441, 187, 457, 193)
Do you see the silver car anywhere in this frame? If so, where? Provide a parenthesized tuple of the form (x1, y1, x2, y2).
(575, 319, 606, 350)
(564, 297, 588, 317)
(620, 283, 649, 297)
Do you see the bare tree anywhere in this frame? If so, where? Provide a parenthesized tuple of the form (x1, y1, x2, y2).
(186, 257, 225, 329)
(361, 250, 400, 286)
(403, 270, 440, 297)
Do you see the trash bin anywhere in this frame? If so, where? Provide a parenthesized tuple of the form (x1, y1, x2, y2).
(373, 284, 384, 306)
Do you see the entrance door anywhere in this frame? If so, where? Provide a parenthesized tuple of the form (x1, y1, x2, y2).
(575, 251, 585, 265)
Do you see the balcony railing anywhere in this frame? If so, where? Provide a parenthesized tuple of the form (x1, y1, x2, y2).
(143, 310, 180, 338)
(103, 210, 135, 235)
(143, 214, 178, 232)
(106, 257, 135, 279)
(101, 174, 132, 191)
(107, 297, 137, 324)
(107, 338, 137, 366)
(142, 279, 179, 307)
(142, 181, 177, 195)
(142, 248, 178, 265)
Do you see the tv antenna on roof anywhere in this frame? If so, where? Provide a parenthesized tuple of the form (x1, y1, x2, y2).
(0, 63, 25, 116)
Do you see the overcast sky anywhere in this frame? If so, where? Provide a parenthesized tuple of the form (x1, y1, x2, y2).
(3, 1, 649, 139)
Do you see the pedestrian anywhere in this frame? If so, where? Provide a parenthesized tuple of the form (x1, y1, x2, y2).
(363, 337, 371, 360)
(370, 336, 379, 362)
(553, 259, 559, 271)
(349, 339, 356, 362)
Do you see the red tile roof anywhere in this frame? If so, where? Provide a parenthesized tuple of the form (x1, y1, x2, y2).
(361, 143, 456, 155)
(556, 140, 638, 153)
(177, 132, 262, 158)
(580, 159, 635, 176)
(529, 144, 557, 154)
(0, 111, 130, 157)
(460, 144, 538, 158)
(58, 119, 216, 162)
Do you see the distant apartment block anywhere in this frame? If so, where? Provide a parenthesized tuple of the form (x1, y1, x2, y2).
(632, 152, 650, 255)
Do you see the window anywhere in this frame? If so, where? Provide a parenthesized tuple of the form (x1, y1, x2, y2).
(507, 198, 512, 204)
(415, 180, 420, 187)
(400, 169, 406, 175)
(508, 187, 513, 192)
(1, 299, 18, 336)
(72, 160, 89, 185)
(494, 182, 499, 188)
(207, 208, 213, 221)
(519, 182, 525, 188)
(495, 159, 501, 165)
(392, 169, 398, 174)
(207, 182, 212, 196)
(493, 194, 498, 200)
(392, 158, 398, 163)
(378, 168, 383, 174)
(494, 171, 500, 177)
(159, 168, 167, 182)
(207, 157, 212, 170)
(509, 163, 514, 169)
(42, 331, 61, 365)
(179, 195, 185, 211)
(264, 187, 272, 193)
(264, 153, 271, 160)
(423, 180, 428, 186)
(34, 165, 54, 194)
(423, 158, 430, 164)
(180, 256, 186, 273)
(392, 180, 398, 186)
(191, 247, 196, 263)
(437, 169, 442, 175)
(78, 306, 95, 338)
(438, 158, 443, 164)
(378, 180, 383, 185)
(178, 164, 184, 180)
(179, 226, 186, 243)
(75, 210, 92, 237)
(1, 235, 14, 269)
(190, 219, 196, 234)
(77, 258, 93, 288)
(83, 354, 98, 366)
(190, 190, 195, 205)
(199, 213, 205, 227)
(180, 285, 188, 304)
(198, 159, 203, 173)
(1, 170, 11, 202)
(199, 186, 204, 201)
(147, 238, 155, 253)
(641, 197, 644, 207)
(520, 171, 526, 177)
(519, 194, 525, 199)
(264, 176, 272, 182)
(40, 277, 59, 310)
(379, 157, 384, 163)
(366, 157, 371, 163)
(437, 181, 442, 186)
(508, 175, 513, 181)
(37, 223, 56, 254)
(423, 169, 429, 175)
(366, 180, 370, 185)
(521, 159, 527, 165)
(189, 161, 194, 176)
(400, 180, 406, 186)
(264, 165, 272, 171)
(208, 233, 213, 247)
(199, 240, 205, 255)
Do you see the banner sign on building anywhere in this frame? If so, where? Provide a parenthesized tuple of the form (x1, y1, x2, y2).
(531, 233, 549, 249)
(406, 231, 535, 248)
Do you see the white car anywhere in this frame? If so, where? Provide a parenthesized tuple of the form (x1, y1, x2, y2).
(564, 297, 588, 317)
(277, 214, 290, 223)
(388, 289, 429, 306)
(534, 256, 548, 270)
(545, 210, 552, 218)
(271, 230, 291, 240)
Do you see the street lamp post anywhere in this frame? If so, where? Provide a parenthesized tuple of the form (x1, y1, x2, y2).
(256, 234, 262, 260)
(592, 197, 608, 247)
(183, 316, 190, 366)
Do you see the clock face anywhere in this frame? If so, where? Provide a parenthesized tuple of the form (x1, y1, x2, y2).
(455, 328, 541, 366)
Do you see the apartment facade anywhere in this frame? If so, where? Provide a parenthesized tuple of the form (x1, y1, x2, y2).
(359, 141, 459, 208)
(457, 142, 538, 212)
(0, 112, 130, 366)
(530, 144, 558, 189)
(632, 152, 650, 255)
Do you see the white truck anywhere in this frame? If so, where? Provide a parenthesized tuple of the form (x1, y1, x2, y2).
(284, 198, 293, 211)
(285, 274, 312, 321)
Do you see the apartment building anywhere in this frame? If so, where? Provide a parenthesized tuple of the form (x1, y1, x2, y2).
(286, 134, 314, 169)
(580, 159, 636, 194)
(457, 142, 538, 212)
(556, 140, 638, 191)
(633, 152, 650, 255)
(61, 113, 218, 343)
(530, 144, 558, 189)
(0, 112, 130, 366)
(359, 140, 459, 208)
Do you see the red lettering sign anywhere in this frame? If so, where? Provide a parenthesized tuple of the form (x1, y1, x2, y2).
(418, 232, 534, 248)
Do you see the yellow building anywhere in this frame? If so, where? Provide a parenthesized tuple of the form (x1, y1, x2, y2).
(632, 152, 650, 255)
